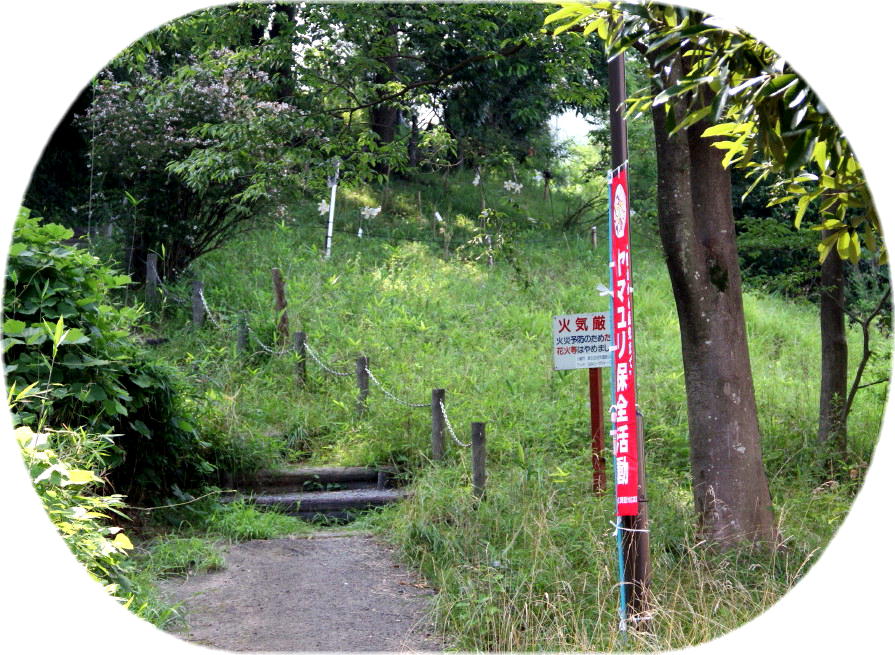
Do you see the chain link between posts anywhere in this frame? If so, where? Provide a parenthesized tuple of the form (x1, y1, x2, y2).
(194, 284, 471, 435)
(303, 341, 353, 377)
(198, 287, 293, 356)
(440, 399, 470, 448)
(365, 367, 429, 408)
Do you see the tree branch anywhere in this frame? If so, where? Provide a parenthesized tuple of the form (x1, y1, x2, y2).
(843, 283, 891, 420)
(297, 42, 527, 118)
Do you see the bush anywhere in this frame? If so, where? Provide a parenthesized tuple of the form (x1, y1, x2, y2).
(15, 423, 134, 591)
(3, 209, 213, 499)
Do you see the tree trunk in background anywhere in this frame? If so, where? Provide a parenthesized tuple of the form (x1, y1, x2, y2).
(408, 111, 420, 168)
(370, 20, 400, 175)
(649, 56, 777, 548)
(818, 237, 848, 460)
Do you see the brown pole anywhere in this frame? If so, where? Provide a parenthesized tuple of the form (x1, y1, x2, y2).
(431, 388, 445, 462)
(471, 422, 486, 501)
(623, 411, 651, 622)
(294, 331, 307, 387)
(589, 367, 606, 494)
(236, 313, 248, 354)
(609, 48, 651, 624)
(191, 279, 205, 328)
(145, 253, 160, 310)
(272, 267, 289, 346)
(356, 355, 369, 416)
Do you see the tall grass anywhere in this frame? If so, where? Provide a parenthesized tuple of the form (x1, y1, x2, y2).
(149, 175, 887, 650)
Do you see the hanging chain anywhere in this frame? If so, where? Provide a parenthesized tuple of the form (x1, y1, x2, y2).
(364, 368, 429, 408)
(248, 329, 293, 356)
(303, 341, 354, 377)
(440, 399, 470, 448)
(197, 287, 225, 330)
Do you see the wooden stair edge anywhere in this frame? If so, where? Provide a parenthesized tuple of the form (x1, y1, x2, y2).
(244, 465, 398, 488)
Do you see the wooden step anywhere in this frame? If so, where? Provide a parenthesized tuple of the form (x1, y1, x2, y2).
(238, 466, 397, 494)
(246, 488, 410, 520)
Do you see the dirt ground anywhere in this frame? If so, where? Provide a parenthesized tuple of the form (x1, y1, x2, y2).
(157, 531, 444, 652)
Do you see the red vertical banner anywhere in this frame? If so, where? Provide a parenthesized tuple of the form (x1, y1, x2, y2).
(609, 165, 639, 516)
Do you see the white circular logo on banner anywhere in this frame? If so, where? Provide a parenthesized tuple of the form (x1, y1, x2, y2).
(613, 184, 627, 239)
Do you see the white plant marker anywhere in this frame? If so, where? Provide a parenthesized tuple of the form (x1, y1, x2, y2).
(324, 160, 340, 259)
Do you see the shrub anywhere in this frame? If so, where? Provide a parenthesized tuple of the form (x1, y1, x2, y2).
(3, 209, 213, 499)
(15, 423, 134, 595)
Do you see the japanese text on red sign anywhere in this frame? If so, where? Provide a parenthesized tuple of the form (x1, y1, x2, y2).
(610, 165, 640, 516)
(552, 312, 612, 370)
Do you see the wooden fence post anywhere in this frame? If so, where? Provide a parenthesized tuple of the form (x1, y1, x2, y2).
(295, 331, 307, 387)
(145, 253, 160, 310)
(271, 267, 289, 346)
(356, 355, 369, 416)
(591, 225, 598, 249)
(236, 313, 248, 354)
(431, 388, 445, 462)
(471, 422, 486, 501)
(191, 279, 205, 328)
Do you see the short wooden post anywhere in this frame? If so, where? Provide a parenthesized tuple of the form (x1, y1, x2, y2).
(356, 355, 369, 416)
(471, 422, 486, 501)
(191, 279, 205, 328)
(294, 331, 307, 387)
(591, 225, 598, 249)
(271, 267, 289, 346)
(145, 253, 160, 310)
(236, 313, 248, 354)
(431, 388, 445, 462)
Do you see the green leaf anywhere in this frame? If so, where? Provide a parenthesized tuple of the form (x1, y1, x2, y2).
(112, 532, 134, 550)
(836, 230, 852, 260)
(66, 469, 100, 485)
(794, 195, 812, 229)
(2, 319, 28, 336)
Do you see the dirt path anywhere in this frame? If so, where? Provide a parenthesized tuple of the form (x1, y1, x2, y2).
(157, 531, 444, 652)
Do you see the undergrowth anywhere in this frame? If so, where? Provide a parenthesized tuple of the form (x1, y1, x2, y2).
(125, 172, 889, 649)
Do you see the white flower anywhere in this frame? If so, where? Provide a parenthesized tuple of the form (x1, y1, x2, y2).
(357, 226, 364, 238)
(361, 206, 381, 219)
(503, 180, 523, 194)
(317, 200, 330, 215)
(472, 172, 480, 186)
(434, 211, 443, 223)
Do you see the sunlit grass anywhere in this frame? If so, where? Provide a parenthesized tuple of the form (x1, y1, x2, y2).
(149, 175, 887, 650)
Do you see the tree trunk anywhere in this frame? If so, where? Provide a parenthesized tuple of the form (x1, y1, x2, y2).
(818, 236, 848, 458)
(650, 58, 777, 548)
(408, 111, 420, 168)
(370, 20, 400, 175)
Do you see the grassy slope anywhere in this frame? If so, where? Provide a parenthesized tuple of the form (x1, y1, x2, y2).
(151, 172, 887, 651)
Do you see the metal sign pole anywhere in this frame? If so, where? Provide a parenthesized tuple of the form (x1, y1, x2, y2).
(590, 367, 606, 494)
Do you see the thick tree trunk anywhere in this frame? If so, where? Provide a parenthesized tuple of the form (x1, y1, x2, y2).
(650, 60, 776, 548)
(818, 237, 848, 457)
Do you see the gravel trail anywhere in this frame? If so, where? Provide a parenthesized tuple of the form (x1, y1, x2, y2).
(158, 532, 443, 652)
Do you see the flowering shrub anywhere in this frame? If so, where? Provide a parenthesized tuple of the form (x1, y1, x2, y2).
(82, 51, 323, 279)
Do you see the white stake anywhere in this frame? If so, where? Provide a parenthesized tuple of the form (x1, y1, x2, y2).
(324, 160, 340, 259)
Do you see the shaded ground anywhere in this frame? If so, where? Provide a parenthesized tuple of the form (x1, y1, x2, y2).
(158, 531, 443, 652)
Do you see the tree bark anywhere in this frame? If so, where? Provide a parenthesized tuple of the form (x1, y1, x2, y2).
(818, 236, 848, 458)
(650, 57, 777, 548)
(370, 20, 400, 175)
